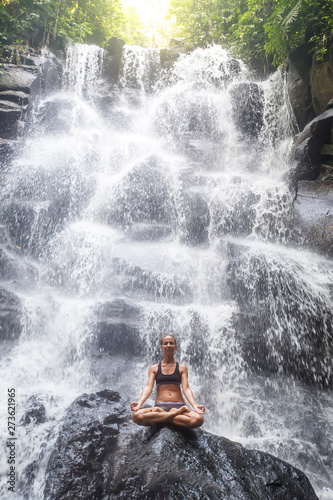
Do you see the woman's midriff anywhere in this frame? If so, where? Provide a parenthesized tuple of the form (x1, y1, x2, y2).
(156, 384, 185, 403)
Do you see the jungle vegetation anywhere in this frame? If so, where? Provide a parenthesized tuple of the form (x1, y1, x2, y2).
(0, 0, 149, 49)
(0, 0, 332, 72)
(168, 0, 333, 71)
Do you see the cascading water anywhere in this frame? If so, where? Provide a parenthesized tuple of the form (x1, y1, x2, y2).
(0, 42, 332, 499)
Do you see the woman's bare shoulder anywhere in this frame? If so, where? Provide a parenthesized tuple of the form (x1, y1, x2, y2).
(149, 363, 159, 373)
(179, 363, 188, 374)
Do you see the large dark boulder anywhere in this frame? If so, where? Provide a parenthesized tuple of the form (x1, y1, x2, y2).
(104, 36, 125, 84)
(44, 390, 127, 500)
(44, 390, 318, 500)
(0, 64, 39, 93)
(294, 108, 333, 180)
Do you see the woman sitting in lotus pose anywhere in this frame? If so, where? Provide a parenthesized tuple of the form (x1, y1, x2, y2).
(131, 335, 205, 429)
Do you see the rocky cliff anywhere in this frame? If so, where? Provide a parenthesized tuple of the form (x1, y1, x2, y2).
(287, 40, 333, 256)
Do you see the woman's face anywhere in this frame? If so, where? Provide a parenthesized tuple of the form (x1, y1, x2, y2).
(160, 336, 177, 355)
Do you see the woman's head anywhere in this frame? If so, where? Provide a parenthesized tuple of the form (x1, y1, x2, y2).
(160, 334, 177, 346)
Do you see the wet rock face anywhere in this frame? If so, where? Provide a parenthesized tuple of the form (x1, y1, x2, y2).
(0, 46, 62, 140)
(44, 390, 318, 500)
(230, 82, 264, 139)
(286, 46, 314, 131)
(104, 36, 125, 84)
(160, 38, 193, 69)
(227, 242, 333, 387)
(44, 390, 127, 500)
(182, 190, 210, 245)
(294, 179, 333, 257)
(21, 395, 46, 425)
(105, 155, 176, 226)
(294, 108, 333, 180)
(94, 299, 143, 356)
(0, 288, 22, 341)
(0, 64, 37, 139)
(310, 56, 333, 115)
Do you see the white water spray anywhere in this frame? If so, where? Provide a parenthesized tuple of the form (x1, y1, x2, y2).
(0, 44, 332, 499)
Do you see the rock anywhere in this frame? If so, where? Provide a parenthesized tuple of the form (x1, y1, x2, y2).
(21, 395, 46, 425)
(105, 155, 176, 226)
(126, 223, 172, 241)
(104, 36, 125, 84)
(170, 37, 186, 47)
(39, 54, 63, 95)
(0, 47, 62, 139)
(286, 45, 315, 131)
(119, 46, 161, 92)
(293, 179, 333, 257)
(0, 45, 41, 66)
(310, 58, 333, 115)
(154, 92, 223, 144)
(0, 138, 16, 169)
(0, 244, 39, 284)
(0, 248, 20, 281)
(109, 258, 193, 305)
(229, 82, 264, 139)
(105, 36, 125, 58)
(160, 39, 192, 69)
(0, 287, 22, 341)
(0, 90, 29, 105)
(1, 200, 68, 258)
(94, 299, 143, 355)
(294, 108, 333, 180)
(227, 242, 333, 387)
(182, 190, 210, 245)
(44, 390, 127, 500)
(0, 99, 26, 139)
(0, 64, 39, 94)
(44, 390, 318, 500)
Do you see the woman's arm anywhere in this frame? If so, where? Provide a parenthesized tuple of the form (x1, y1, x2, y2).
(181, 365, 205, 414)
(130, 365, 156, 411)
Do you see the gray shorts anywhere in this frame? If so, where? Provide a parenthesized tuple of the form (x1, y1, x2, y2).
(155, 401, 186, 412)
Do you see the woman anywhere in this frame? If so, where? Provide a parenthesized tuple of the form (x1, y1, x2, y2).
(131, 335, 205, 429)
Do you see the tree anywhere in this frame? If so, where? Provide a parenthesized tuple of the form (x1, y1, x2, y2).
(168, 0, 333, 72)
(0, 0, 126, 49)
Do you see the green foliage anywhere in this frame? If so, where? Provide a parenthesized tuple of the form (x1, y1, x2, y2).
(168, 0, 333, 71)
(0, 0, 331, 71)
(115, 6, 150, 47)
(0, 0, 126, 49)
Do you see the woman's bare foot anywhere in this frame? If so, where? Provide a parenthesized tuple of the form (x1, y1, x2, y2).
(152, 406, 165, 413)
(166, 406, 188, 420)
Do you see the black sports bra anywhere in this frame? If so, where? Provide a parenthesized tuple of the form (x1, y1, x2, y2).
(155, 361, 181, 387)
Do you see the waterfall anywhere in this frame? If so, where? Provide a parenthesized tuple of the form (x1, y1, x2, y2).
(0, 43, 332, 499)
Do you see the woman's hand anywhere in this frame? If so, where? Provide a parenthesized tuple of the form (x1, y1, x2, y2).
(130, 401, 141, 412)
(194, 405, 205, 414)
